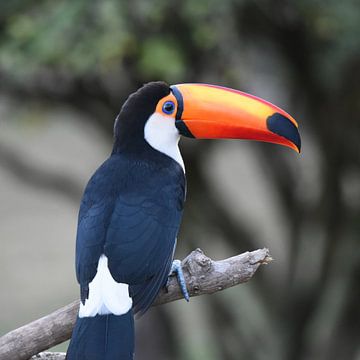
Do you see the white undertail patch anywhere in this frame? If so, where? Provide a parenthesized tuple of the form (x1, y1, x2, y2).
(144, 113, 185, 172)
(79, 255, 132, 317)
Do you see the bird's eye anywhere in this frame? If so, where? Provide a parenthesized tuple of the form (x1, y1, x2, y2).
(162, 101, 175, 115)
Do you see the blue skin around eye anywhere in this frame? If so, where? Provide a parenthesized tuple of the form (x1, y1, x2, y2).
(162, 101, 175, 115)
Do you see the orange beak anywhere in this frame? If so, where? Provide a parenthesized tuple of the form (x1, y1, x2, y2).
(170, 83, 301, 153)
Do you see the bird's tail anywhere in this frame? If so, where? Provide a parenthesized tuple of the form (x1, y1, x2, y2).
(66, 310, 134, 360)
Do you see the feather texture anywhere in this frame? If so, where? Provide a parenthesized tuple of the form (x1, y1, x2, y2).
(76, 146, 185, 315)
(79, 255, 132, 317)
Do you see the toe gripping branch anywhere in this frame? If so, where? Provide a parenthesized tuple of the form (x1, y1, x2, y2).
(168, 259, 190, 302)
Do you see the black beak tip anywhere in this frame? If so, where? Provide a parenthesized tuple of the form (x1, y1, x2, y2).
(267, 113, 301, 153)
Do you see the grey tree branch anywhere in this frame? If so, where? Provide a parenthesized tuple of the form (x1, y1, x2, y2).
(30, 353, 66, 360)
(0, 248, 272, 360)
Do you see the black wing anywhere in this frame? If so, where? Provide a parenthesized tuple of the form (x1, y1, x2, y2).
(105, 185, 184, 315)
(75, 159, 118, 303)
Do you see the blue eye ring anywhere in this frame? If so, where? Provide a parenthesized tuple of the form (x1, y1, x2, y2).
(162, 101, 175, 115)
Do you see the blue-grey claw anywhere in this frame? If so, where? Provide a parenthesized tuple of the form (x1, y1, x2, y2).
(169, 259, 190, 302)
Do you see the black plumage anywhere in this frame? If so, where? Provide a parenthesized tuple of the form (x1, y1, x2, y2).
(67, 82, 185, 359)
(76, 82, 185, 314)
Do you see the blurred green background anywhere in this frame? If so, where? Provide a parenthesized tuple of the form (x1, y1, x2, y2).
(1, 1, 360, 359)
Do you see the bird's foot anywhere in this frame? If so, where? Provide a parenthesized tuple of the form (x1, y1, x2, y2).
(167, 259, 190, 302)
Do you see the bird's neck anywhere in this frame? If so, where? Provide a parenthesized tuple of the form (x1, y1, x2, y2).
(111, 135, 185, 173)
(112, 114, 185, 172)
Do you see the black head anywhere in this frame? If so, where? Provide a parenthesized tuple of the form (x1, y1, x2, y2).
(113, 81, 171, 153)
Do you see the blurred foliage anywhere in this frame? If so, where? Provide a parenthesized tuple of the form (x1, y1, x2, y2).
(1, 0, 360, 85)
(0, 0, 225, 81)
(0, 1, 360, 360)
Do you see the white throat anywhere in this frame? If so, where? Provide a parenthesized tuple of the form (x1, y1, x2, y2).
(144, 113, 185, 172)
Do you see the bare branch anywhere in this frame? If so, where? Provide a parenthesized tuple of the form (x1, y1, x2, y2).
(0, 248, 272, 360)
(31, 353, 66, 360)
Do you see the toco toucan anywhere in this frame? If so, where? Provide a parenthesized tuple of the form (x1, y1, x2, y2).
(66, 82, 300, 360)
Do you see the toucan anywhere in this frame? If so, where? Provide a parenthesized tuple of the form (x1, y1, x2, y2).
(66, 81, 300, 360)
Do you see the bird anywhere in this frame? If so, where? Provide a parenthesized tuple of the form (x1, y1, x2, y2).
(66, 81, 301, 360)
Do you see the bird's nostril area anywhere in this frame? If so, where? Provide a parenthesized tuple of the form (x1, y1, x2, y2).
(266, 113, 301, 152)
